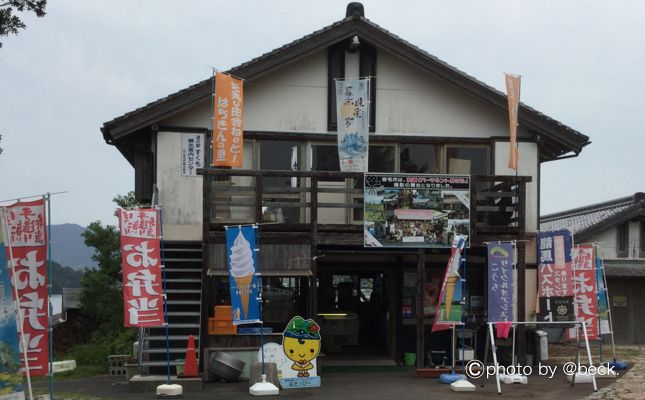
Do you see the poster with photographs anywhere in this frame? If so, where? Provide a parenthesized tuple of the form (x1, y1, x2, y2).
(364, 173, 470, 248)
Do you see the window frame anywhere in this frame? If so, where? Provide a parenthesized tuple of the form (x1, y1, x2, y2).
(617, 221, 629, 258)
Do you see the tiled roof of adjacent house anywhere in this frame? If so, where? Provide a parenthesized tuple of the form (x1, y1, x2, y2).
(540, 193, 645, 240)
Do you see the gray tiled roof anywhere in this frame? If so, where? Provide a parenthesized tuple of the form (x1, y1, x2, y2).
(540, 193, 645, 236)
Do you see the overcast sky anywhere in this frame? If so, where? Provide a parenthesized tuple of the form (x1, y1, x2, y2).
(1, 1, 643, 226)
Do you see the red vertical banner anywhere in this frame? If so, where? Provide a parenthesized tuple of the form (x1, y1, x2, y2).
(118, 209, 164, 327)
(212, 72, 244, 167)
(568, 245, 598, 340)
(505, 73, 521, 170)
(3, 199, 50, 376)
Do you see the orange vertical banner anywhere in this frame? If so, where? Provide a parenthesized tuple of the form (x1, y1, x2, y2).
(505, 73, 521, 170)
(213, 72, 244, 167)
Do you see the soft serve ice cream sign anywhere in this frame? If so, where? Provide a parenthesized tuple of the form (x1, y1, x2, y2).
(226, 226, 261, 324)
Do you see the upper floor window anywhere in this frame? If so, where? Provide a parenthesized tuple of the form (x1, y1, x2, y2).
(400, 144, 440, 174)
(617, 222, 629, 258)
(446, 146, 489, 175)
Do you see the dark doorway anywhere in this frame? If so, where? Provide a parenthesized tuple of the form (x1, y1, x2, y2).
(317, 266, 393, 357)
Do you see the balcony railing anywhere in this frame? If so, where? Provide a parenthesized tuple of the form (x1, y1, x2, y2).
(202, 169, 531, 244)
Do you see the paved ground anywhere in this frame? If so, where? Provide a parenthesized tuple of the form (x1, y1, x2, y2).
(586, 354, 645, 400)
(31, 366, 624, 400)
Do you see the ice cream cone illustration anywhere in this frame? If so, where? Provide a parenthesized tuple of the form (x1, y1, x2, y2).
(229, 230, 256, 319)
(234, 274, 253, 318)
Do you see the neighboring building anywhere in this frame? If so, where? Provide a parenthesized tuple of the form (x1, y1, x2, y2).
(541, 192, 645, 344)
(101, 3, 589, 373)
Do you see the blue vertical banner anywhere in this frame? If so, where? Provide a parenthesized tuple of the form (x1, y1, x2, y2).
(487, 242, 514, 322)
(226, 225, 261, 325)
(595, 251, 611, 334)
(0, 218, 25, 400)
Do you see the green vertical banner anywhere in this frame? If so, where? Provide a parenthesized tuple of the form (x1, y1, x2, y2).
(0, 218, 26, 400)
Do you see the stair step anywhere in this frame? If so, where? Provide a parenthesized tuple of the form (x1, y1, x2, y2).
(167, 323, 200, 328)
(167, 312, 201, 317)
(164, 268, 201, 273)
(164, 248, 202, 252)
(166, 289, 201, 294)
(146, 335, 201, 341)
(167, 300, 201, 305)
(165, 258, 202, 262)
(165, 279, 201, 283)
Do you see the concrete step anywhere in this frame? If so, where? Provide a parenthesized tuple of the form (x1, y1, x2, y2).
(167, 311, 201, 317)
(166, 289, 201, 294)
(167, 300, 201, 305)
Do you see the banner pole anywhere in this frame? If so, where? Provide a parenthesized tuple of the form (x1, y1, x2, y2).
(0, 209, 34, 400)
(46, 194, 55, 400)
(158, 207, 171, 385)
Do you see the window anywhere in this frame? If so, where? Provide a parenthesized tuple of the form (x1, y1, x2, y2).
(400, 144, 440, 174)
(258, 140, 301, 223)
(617, 222, 629, 258)
(446, 146, 488, 175)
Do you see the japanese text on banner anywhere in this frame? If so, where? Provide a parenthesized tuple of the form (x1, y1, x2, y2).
(213, 72, 244, 167)
(537, 230, 575, 322)
(487, 242, 514, 322)
(119, 209, 164, 327)
(567, 245, 598, 340)
(2, 200, 50, 377)
(335, 78, 370, 172)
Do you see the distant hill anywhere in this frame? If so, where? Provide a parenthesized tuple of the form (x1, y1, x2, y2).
(51, 260, 84, 294)
(51, 224, 96, 270)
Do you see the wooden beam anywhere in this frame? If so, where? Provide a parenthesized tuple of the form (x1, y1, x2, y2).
(416, 249, 426, 368)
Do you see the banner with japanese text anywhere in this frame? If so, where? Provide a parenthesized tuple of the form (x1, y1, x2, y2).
(0, 217, 25, 399)
(335, 78, 370, 172)
(432, 234, 467, 332)
(181, 133, 205, 176)
(226, 225, 260, 325)
(2, 200, 49, 377)
(537, 230, 574, 322)
(595, 253, 611, 334)
(487, 242, 514, 322)
(567, 245, 598, 340)
(119, 209, 164, 327)
(505, 73, 520, 170)
(212, 72, 244, 167)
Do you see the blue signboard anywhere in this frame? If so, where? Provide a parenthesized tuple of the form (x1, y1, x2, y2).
(487, 242, 514, 322)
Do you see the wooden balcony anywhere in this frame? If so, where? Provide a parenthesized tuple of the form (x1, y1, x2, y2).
(201, 169, 531, 246)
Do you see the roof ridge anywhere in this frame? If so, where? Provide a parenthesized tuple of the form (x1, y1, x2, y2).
(541, 194, 638, 221)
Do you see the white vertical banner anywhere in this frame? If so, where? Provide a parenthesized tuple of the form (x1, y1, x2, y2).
(181, 133, 205, 176)
(335, 78, 370, 172)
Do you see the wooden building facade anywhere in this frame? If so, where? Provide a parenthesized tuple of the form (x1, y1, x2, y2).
(101, 3, 589, 372)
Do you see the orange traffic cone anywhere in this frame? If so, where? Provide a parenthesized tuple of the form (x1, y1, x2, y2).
(183, 335, 199, 377)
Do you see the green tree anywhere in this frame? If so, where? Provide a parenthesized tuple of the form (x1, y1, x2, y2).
(0, 1, 47, 48)
(79, 222, 121, 331)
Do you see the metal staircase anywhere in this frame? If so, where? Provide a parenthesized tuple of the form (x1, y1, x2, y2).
(140, 241, 202, 375)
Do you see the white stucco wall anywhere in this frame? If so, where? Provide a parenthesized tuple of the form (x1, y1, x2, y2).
(374, 51, 530, 139)
(585, 222, 642, 259)
(156, 131, 203, 240)
(165, 50, 328, 132)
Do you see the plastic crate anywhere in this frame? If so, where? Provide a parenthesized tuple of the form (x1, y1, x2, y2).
(214, 306, 233, 321)
(208, 318, 237, 335)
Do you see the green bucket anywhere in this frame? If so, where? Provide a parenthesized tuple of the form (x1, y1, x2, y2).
(403, 352, 416, 366)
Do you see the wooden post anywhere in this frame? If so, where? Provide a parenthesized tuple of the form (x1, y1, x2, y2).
(416, 249, 426, 368)
(517, 241, 526, 362)
(310, 177, 318, 318)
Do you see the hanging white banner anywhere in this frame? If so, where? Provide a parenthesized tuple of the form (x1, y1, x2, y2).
(335, 78, 370, 172)
(181, 133, 205, 176)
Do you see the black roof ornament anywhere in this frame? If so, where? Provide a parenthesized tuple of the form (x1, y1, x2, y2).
(346, 2, 364, 19)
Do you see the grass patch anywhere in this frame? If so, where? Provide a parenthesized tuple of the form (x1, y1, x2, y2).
(33, 389, 111, 400)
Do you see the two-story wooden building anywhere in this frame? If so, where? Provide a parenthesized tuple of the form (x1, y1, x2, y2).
(101, 3, 589, 373)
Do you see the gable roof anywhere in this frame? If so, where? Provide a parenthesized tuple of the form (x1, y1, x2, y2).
(540, 192, 645, 241)
(101, 8, 590, 162)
